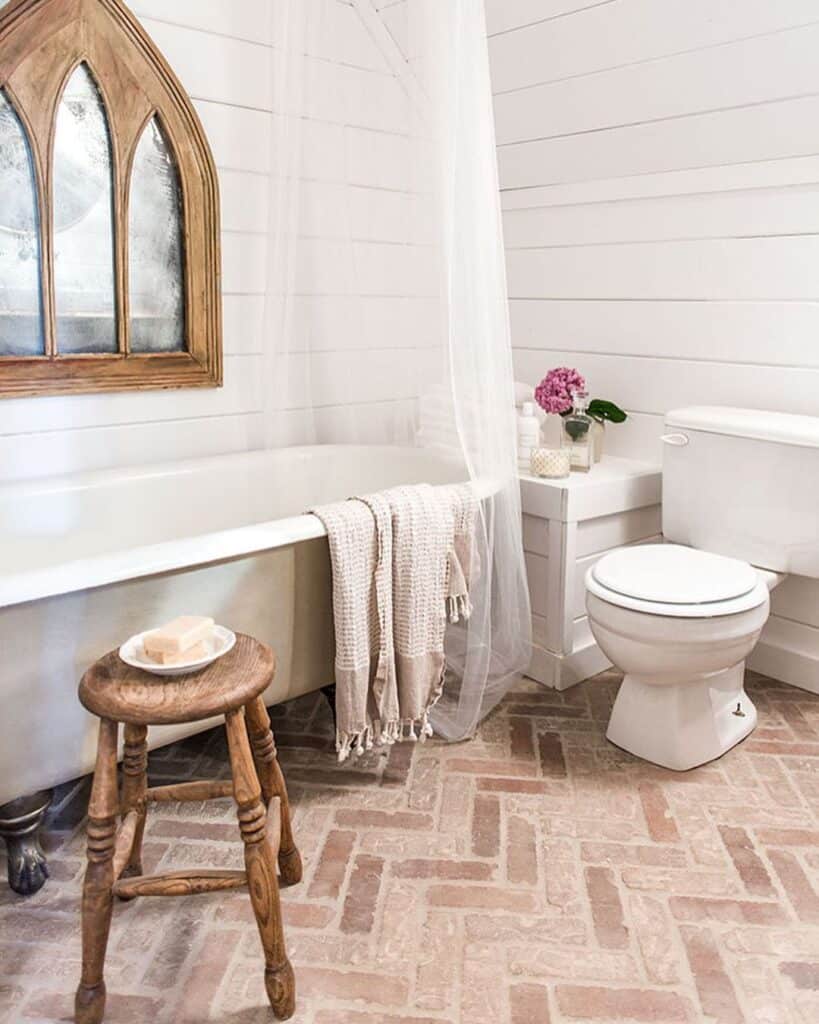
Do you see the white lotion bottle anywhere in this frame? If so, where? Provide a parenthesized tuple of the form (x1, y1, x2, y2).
(517, 401, 540, 471)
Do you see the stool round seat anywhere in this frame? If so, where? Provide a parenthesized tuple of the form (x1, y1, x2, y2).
(79, 634, 275, 725)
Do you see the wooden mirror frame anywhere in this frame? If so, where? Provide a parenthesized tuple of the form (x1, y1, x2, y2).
(0, 0, 222, 398)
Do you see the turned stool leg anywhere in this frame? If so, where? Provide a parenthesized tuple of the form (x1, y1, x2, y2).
(75, 719, 119, 1024)
(245, 696, 302, 886)
(226, 710, 295, 1021)
(119, 724, 148, 883)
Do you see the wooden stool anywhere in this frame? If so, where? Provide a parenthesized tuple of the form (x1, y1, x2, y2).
(74, 634, 301, 1024)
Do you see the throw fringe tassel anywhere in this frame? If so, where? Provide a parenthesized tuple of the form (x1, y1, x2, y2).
(336, 706, 437, 763)
(447, 593, 473, 624)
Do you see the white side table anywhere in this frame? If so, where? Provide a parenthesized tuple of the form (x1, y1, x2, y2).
(520, 456, 662, 690)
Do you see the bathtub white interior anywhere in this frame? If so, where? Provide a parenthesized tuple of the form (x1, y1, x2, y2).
(0, 445, 469, 805)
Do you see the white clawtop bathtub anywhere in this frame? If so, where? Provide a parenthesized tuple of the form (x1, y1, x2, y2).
(0, 445, 468, 806)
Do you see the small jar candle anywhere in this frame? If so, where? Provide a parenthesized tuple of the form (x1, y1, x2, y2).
(530, 446, 571, 479)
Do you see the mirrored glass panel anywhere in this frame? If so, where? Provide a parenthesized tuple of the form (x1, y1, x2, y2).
(129, 117, 186, 352)
(0, 90, 44, 356)
(53, 64, 117, 354)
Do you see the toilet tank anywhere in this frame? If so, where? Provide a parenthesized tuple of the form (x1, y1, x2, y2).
(661, 406, 819, 577)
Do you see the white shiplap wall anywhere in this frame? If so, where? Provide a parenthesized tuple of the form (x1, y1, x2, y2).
(487, 0, 819, 460)
(488, 0, 819, 692)
(0, 0, 421, 481)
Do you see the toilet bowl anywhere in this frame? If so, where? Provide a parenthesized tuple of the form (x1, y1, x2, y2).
(586, 544, 771, 771)
(583, 406, 819, 771)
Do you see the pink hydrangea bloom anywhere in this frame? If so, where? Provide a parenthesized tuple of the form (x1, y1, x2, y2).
(535, 367, 586, 415)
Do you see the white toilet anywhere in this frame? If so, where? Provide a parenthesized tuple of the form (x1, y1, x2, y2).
(585, 406, 819, 771)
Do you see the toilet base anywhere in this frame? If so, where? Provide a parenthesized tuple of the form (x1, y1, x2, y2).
(606, 662, 757, 771)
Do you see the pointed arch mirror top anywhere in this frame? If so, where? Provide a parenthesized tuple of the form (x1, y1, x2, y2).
(0, 0, 221, 396)
(0, 87, 44, 357)
(53, 62, 117, 354)
(129, 115, 186, 353)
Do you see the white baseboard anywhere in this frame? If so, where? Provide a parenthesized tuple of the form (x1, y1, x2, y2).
(749, 614, 819, 696)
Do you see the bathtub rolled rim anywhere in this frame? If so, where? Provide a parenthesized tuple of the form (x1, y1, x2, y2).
(0, 468, 503, 611)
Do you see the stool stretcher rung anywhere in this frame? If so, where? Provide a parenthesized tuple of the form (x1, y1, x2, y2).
(112, 869, 247, 899)
(112, 810, 141, 881)
(146, 780, 234, 803)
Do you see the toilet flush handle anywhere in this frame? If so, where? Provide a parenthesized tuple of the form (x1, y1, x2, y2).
(661, 432, 690, 447)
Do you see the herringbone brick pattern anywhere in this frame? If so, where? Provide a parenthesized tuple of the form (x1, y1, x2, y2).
(2, 670, 819, 1023)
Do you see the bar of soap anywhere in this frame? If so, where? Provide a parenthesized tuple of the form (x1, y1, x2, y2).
(143, 616, 214, 657)
(146, 641, 209, 666)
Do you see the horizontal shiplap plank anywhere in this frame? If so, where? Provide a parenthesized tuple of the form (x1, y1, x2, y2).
(0, 414, 265, 484)
(293, 57, 405, 129)
(503, 186, 819, 249)
(144, 18, 273, 110)
(490, 0, 819, 96)
(485, 0, 602, 37)
(220, 170, 270, 233)
(0, 357, 263, 436)
(262, 397, 421, 448)
(597, 412, 665, 465)
(271, 119, 411, 191)
(294, 239, 436, 297)
(494, 22, 819, 147)
(196, 101, 272, 174)
(278, 296, 440, 352)
(501, 154, 819, 211)
(130, 0, 274, 43)
(222, 295, 265, 356)
(509, 299, 819, 368)
(498, 94, 819, 191)
(297, 183, 430, 243)
(278, 347, 433, 410)
(506, 236, 819, 301)
(271, 0, 391, 70)
(513, 349, 819, 419)
(315, 397, 420, 444)
(222, 233, 268, 295)
(222, 175, 424, 244)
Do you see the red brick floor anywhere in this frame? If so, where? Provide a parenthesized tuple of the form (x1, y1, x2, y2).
(2, 669, 819, 1022)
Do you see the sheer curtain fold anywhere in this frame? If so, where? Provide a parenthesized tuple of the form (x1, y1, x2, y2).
(266, 0, 531, 741)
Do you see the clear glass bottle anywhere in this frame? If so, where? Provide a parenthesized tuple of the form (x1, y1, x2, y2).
(562, 389, 593, 472)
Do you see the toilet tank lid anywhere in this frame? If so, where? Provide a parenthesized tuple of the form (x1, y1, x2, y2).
(666, 407, 819, 449)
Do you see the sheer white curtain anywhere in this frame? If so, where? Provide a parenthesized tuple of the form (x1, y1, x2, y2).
(266, 0, 530, 740)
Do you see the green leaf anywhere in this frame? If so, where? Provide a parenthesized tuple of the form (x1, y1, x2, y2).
(588, 399, 627, 424)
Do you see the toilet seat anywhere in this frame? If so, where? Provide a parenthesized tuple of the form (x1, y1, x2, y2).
(587, 544, 770, 619)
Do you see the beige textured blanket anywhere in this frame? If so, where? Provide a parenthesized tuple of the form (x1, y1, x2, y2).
(312, 483, 477, 762)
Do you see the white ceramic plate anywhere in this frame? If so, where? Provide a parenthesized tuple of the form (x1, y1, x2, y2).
(119, 625, 236, 677)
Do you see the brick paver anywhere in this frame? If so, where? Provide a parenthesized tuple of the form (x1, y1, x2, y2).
(2, 669, 819, 1022)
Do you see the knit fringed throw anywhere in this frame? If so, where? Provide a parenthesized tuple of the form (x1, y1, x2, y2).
(312, 483, 477, 763)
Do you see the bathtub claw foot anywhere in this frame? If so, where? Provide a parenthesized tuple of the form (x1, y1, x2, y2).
(0, 789, 53, 896)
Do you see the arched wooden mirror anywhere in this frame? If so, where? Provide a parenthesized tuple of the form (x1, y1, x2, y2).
(0, 0, 222, 398)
